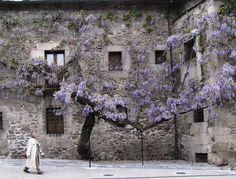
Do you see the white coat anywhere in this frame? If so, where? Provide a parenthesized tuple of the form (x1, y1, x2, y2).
(25, 138, 44, 169)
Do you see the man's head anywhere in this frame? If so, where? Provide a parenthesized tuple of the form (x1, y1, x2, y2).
(31, 132, 37, 139)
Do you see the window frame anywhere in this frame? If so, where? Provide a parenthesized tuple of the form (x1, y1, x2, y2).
(45, 50, 65, 66)
(46, 108, 64, 134)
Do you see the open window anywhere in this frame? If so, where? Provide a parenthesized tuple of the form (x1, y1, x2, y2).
(46, 108, 64, 134)
(193, 108, 204, 123)
(0, 112, 3, 129)
(155, 50, 166, 64)
(184, 38, 196, 62)
(45, 50, 65, 66)
(108, 52, 123, 71)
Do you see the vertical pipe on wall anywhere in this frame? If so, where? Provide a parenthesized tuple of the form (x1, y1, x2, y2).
(89, 133, 92, 168)
(141, 132, 144, 166)
(167, 0, 179, 160)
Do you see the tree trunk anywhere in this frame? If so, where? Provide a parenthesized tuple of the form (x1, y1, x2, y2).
(78, 112, 95, 160)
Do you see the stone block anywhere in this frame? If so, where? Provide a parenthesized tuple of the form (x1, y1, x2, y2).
(0, 139, 7, 149)
(193, 145, 209, 153)
(214, 135, 230, 143)
(190, 122, 208, 135)
(229, 134, 236, 145)
(211, 119, 228, 128)
(208, 152, 229, 166)
(193, 134, 210, 145)
(227, 118, 236, 128)
(211, 143, 228, 152)
(208, 127, 231, 135)
(231, 128, 236, 134)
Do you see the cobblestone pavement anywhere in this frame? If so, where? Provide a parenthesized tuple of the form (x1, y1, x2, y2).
(0, 159, 236, 179)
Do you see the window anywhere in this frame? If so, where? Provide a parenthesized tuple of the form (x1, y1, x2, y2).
(155, 50, 166, 64)
(46, 108, 64, 134)
(184, 38, 196, 61)
(195, 153, 208, 163)
(45, 50, 65, 66)
(108, 52, 122, 71)
(0, 112, 3, 129)
(193, 108, 204, 122)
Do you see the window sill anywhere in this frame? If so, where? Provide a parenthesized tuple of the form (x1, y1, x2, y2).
(47, 134, 64, 137)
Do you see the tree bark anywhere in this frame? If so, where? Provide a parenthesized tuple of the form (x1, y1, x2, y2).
(78, 112, 95, 160)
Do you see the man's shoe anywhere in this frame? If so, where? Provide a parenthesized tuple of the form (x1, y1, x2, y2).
(37, 170, 44, 175)
(23, 167, 30, 173)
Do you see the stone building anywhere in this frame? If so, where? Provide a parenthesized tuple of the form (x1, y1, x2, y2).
(0, 0, 235, 166)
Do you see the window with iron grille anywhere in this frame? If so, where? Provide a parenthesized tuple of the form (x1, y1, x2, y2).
(108, 52, 123, 71)
(195, 153, 208, 163)
(0, 112, 3, 129)
(184, 38, 196, 61)
(193, 108, 204, 122)
(46, 108, 64, 134)
(45, 50, 65, 66)
(155, 50, 166, 64)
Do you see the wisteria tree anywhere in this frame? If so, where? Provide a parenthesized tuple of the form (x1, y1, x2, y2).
(0, 4, 235, 159)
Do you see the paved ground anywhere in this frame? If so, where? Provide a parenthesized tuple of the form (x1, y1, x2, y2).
(0, 159, 236, 179)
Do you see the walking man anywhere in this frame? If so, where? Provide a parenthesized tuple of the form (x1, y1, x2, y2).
(23, 132, 44, 174)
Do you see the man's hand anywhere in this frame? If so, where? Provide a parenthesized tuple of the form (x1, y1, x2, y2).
(41, 152, 45, 158)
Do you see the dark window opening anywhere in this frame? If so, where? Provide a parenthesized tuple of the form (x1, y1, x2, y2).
(108, 52, 122, 71)
(195, 153, 208, 163)
(184, 38, 196, 61)
(46, 108, 64, 134)
(193, 108, 204, 123)
(0, 112, 3, 129)
(45, 50, 65, 66)
(155, 50, 166, 64)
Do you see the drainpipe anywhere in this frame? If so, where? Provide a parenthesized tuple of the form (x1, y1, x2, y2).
(167, 0, 179, 160)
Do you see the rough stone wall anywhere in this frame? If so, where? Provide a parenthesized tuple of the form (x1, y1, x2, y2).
(0, 98, 42, 158)
(0, 3, 176, 160)
(172, 0, 236, 166)
(92, 120, 175, 161)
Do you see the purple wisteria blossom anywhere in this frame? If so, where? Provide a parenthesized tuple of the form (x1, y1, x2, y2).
(191, 29, 201, 37)
(54, 82, 77, 115)
(48, 73, 58, 85)
(230, 50, 236, 59)
(31, 58, 46, 66)
(35, 88, 44, 96)
(2, 11, 235, 126)
(167, 34, 182, 48)
(54, 82, 77, 105)
(83, 105, 94, 115)
(76, 81, 87, 97)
